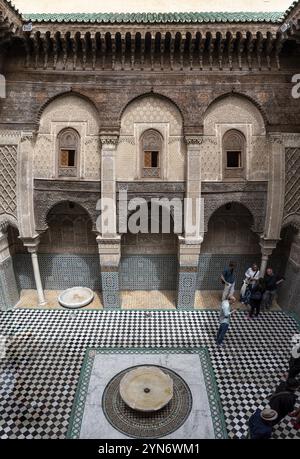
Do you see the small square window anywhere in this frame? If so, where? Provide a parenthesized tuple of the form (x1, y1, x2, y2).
(60, 149, 76, 167)
(227, 151, 241, 168)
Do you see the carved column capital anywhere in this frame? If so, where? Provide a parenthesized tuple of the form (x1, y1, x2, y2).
(259, 237, 279, 257)
(21, 235, 41, 253)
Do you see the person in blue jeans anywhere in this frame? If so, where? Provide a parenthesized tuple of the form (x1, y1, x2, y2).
(216, 296, 237, 346)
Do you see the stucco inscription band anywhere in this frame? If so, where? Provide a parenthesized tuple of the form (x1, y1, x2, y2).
(102, 365, 192, 438)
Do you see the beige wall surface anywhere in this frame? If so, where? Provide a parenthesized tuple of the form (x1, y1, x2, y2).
(13, 0, 291, 14)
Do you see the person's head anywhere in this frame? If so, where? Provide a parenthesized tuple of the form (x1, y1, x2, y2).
(229, 261, 236, 270)
(228, 296, 236, 305)
(252, 263, 258, 271)
(285, 378, 300, 392)
(266, 267, 273, 276)
(291, 344, 300, 359)
(260, 408, 278, 424)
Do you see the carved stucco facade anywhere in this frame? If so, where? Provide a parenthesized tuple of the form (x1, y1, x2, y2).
(203, 95, 269, 181)
(1, 90, 299, 310)
(117, 95, 185, 181)
(34, 94, 100, 180)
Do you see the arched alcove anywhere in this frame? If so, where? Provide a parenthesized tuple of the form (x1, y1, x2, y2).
(198, 202, 261, 290)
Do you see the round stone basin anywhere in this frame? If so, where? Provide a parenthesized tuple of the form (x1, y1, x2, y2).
(119, 366, 173, 412)
(58, 287, 94, 309)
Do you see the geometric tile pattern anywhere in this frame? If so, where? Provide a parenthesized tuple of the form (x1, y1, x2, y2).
(284, 148, 300, 217)
(0, 309, 299, 439)
(101, 272, 120, 309)
(13, 254, 101, 291)
(177, 271, 198, 309)
(0, 145, 17, 217)
(120, 255, 177, 290)
(11, 253, 264, 294)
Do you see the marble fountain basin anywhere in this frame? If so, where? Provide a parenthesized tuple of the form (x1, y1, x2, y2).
(58, 287, 94, 309)
(119, 366, 174, 412)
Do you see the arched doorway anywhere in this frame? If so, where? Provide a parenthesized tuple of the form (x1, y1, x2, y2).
(38, 201, 100, 290)
(199, 202, 261, 290)
(120, 201, 178, 307)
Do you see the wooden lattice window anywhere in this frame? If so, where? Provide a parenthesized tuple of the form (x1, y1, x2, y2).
(58, 128, 79, 177)
(223, 129, 246, 180)
(141, 130, 162, 178)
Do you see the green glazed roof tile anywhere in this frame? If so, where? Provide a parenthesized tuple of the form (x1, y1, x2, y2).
(283, 0, 300, 19)
(22, 11, 285, 24)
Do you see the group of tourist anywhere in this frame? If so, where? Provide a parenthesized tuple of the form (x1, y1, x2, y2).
(216, 261, 300, 439)
(221, 261, 284, 318)
(217, 262, 284, 347)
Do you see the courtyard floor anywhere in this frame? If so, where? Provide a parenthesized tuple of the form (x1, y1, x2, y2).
(0, 308, 299, 439)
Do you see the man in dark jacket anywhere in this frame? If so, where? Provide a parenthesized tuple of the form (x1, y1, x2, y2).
(261, 268, 284, 310)
(248, 408, 278, 439)
(288, 345, 300, 379)
(269, 378, 299, 425)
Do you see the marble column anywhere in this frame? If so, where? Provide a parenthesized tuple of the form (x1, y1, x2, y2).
(23, 237, 46, 307)
(259, 239, 278, 277)
(98, 135, 121, 309)
(0, 230, 19, 310)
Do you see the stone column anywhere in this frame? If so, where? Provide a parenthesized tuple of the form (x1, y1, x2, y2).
(176, 136, 203, 309)
(18, 132, 36, 238)
(264, 133, 285, 240)
(259, 239, 278, 277)
(98, 135, 121, 309)
(184, 136, 203, 241)
(100, 135, 119, 237)
(22, 237, 46, 307)
(0, 230, 19, 310)
(259, 133, 285, 270)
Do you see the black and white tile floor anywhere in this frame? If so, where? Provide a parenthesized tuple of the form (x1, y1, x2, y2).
(0, 309, 299, 439)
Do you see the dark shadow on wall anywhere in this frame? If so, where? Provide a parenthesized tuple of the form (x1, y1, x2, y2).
(198, 202, 261, 290)
(270, 225, 300, 314)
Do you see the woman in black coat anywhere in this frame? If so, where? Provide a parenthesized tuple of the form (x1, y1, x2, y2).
(248, 278, 265, 318)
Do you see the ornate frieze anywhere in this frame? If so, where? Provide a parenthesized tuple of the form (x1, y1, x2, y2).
(284, 147, 300, 222)
(0, 145, 17, 218)
(16, 26, 286, 73)
(100, 136, 119, 146)
(185, 136, 203, 145)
